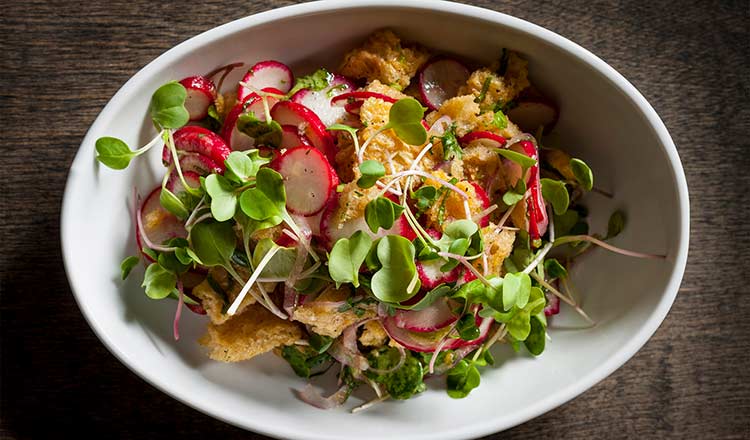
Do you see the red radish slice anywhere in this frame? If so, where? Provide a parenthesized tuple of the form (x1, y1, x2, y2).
(291, 75, 355, 126)
(456, 268, 477, 286)
(175, 153, 223, 176)
(280, 124, 313, 149)
(458, 131, 507, 148)
(221, 91, 281, 151)
(166, 171, 202, 199)
(396, 216, 417, 241)
(418, 57, 470, 111)
(544, 291, 560, 316)
(318, 196, 405, 249)
(382, 316, 492, 352)
(469, 182, 491, 227)
(394, 297, 459, 332)
(162, 126, 230, 169)
(507, 98, 559, 133)
(179, 76, 217, 121)
(135, 186, 187, 258)
(272, 146, 339, 216)
(416, 258, 461, 290)
(514, 140, 548, 239)
(238, 60, 293, 100)
(343, 100, 364, 115)
(270, 101, 336, 163)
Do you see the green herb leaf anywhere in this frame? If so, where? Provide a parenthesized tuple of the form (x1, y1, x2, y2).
(252, 238, 298, 279)
(309, 333, 334, 354)
(502, 272, 532, 311)
(606, 210, 626, 239)
(544, 258, 568, 279)
(524, 315, 546, 356)
(493, 109, 508, 130)
(120, 256, 140, 280)
(141, 263, 177, 299)
(496, 149, 537, 169)
(364, 197, 404, 233)
(554, 210, 579, 237)
(540, 178, 569, 215)
(280, 345, 332, 378)
(456, 314, 480, 341)
(224, 150, 268, 183)
(502, 178, 526, 206)
(474, 77, 492, 105)
(357, 160, 386, 189)
(188, 221, 236, 268)
(239, 168, 285, 224)
(371, 235, 420, 303)
(204, 174, 238, 222)
(159, 187, 190, 219)
(328, 230, 373, 288)
(95, 137, 135, 170)
(412, 185, 438, 213)
(446, 359, 481, 398)
(237, 113, 282, 148)
(150, 81, 189, 129)
(287, 68, 332, 97)
(385, 98, 427, 145)
(440, 123, 462, 161)
(367, 348, 425, 400)
(570, 158, 594, 191)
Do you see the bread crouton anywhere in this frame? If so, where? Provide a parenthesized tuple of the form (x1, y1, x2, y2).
(359, 320, 389, 347)
(425, 95, 495, 137)
(339, 29, 430, 90)
(191, 267, 275, 326)
(292, 286, 376, 338)
(473, 225, 516, 276)
(423, 172, 489, 232)
(462, 143, 506, 198)
(199, 303, 302, 362)
(459, 51, 530, 107)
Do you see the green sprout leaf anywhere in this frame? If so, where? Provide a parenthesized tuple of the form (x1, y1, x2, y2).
(502, 272, 532, 311)
(493, 109, 508, 130)
(224, 150, 269, 183)
(239, 168, 286, 225)
(524, 315, 546, 356)
(95, 137, 135, 170)
(439, 123, 462, 161)
(371, 235, 420, 303)
(496, 148, 537, 169)
(237, 113, 282, 148)
(544, 258, 568, 279)
(364, 196, 404, 233)
(607, 210, 626, 239)
(384, 98, 427, 145)
(120, 256, 140, 280)
(540, 178, 570, 215)
(446, 359, 481, 398)
(456, 314, 480, 341)
(570, 158, 594, 191)
(188, 221, 236, 268)
(309, 333, 334, 354)
(252, 238, 298, 279)
(159, 187, 190, 219)
(357, 160, 386, 189)
(141, 263, 177, 299)
(412, 185, 438, 213)
(205, 174, 238, 222)
(502, 178, 526, 206)
(287, 68, 332, 97)
(328, 230, 373, 288)
(150, 81, 189, 129)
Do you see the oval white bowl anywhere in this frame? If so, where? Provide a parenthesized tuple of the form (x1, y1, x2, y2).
(61, 1, 689, 439)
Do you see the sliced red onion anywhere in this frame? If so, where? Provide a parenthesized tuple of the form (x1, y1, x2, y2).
(544, 290, 560, 316)
(283, 284, 300, 318)
(428, 115, 453, 136)
(329, 322, 371, 371)
(173, 280, 184, 341)
(293, 384, 351, 410)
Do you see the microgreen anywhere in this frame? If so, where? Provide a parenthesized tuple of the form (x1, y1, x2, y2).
(159, 187, 190, 219)
(141, 262, 177, 299)
(309, 333, 334, 353)
(239, 168, 285, 227)
(502, 178, 526, 206)
(150, 81, 190, 130)
(328, 230, 372, 288)
(540, 178, 570, 215)
(523, 315, 546, 356)
(456, 314, 480, 341)
(204, 174, 238, 222)
(188, 221, 237, 273)
(501, 272, 532, 311)
(367, 98, 427, 146)
(237, 112, 282, 148)
(120, 256, 140, 280)
(412, 185, 438, 213)
(438, 123, 462, 161)
(224, 150, 269, 183)
(287, 68, 332, 97)
(446, 359, 481, 398)
(544, 258, 568, 279)
(496, 149, 537, 169)
(370, 235, 420, 303)
(95, 137, 137, 170)
(607, 210, 626, 239)
(357, 160, 386, 189)
(327, 123, 360, 157)
(252, 238, 298, 279)
(493, 109, 508, 130)
(364, 196, 404, 233)
(570, 158, 594, 191)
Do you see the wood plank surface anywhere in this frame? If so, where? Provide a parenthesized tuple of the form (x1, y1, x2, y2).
(1, 0, 748, 438)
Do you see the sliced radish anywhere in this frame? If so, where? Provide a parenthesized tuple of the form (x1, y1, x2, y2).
(166, 171, 202, 199)
(280, 124, 313, 149)
(416, 258, 461, 290)
(319, 196, 405, 249)
(272, 146, 339, 216)
(458, 131, 507, 149)
(544, 291, 560, 316)
(238, 60, 293, 100)
(396, 215, 417, 241)
(394, 297, 459, 332)
(179, 76, 217, 121)
(175, 152, 223, 176)
(456, 268, 477, 286)
(382, 316, 492, 352)
(220, 90, 281, 151)
(418, 57, 470, 111)
(270, 101, 336, 163)
(135, 186, 187, 258)
(514, 140, 548, 239)
(162, 126, 230, 170)
(291, 75, 355, 126)
(469, 182, 491, 227)
(507, 98, 559, 133)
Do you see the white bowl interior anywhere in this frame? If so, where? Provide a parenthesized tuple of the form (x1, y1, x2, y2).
(62, 2, 688, 439)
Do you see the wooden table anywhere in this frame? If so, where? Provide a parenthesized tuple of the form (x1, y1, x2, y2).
(2, 1, 748, 438)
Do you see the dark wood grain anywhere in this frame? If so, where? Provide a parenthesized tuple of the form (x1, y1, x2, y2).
(1, 0, 749, 439)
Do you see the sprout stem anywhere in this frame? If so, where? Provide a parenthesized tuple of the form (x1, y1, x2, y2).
(553, 235, 666, 259)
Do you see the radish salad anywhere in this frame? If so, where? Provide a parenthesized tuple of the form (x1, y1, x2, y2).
(97, 30, 664, 411)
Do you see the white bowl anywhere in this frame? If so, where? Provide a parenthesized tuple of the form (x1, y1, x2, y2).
(61, 1, 689, 438)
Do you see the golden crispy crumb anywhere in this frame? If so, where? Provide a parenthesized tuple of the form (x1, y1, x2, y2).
(200, 303, 302, 362)
(292, 286, 376, 338)
(473, 225, 516, 276)
(359, 320, 389, 347)
(423, 172, 489, 232)
(339, 29, 431, 89)
(459, 51, 530, 107)
(425, 95, 495, 137)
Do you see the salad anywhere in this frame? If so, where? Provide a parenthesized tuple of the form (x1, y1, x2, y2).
(96, 30, 664, 411)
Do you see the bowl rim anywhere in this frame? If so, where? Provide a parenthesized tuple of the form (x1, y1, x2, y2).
(61, 1, 690, 438)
